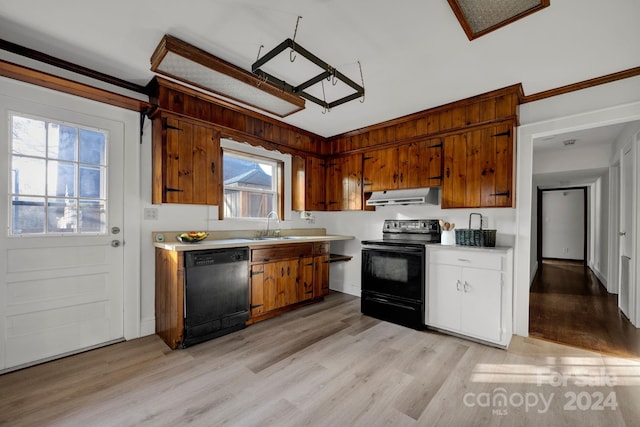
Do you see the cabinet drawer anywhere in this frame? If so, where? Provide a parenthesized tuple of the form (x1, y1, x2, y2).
(251, 244, 313, 262)
(429, 249, 503, 270)
(313, 241, 330, 256)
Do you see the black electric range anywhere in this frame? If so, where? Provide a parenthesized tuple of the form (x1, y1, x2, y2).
(361, 219, 441, 329)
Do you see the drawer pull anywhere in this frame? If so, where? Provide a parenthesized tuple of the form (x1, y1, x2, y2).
(457, 258, 471, 262)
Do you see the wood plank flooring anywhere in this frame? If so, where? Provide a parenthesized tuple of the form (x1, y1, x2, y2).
(530, 259, 640, 358)
(2, 291, 640, 426)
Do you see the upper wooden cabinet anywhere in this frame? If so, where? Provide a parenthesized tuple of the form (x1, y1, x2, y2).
(326, 154, 363, 211)
(291, 155, 327, 212)
(362, 139, 442, 192)
(441, 122, 515, 208)
(152, 113, 221, 205)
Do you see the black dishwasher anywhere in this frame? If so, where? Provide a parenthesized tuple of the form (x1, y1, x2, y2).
(182, 247, 249, 347)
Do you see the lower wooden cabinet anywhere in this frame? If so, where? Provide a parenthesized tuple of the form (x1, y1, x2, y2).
(249, 242, 330, 323)
(427, 247, 513, 348)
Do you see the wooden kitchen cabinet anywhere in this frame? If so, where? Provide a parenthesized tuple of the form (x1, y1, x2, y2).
(291, 155, 327, 211)
(249, 242, 330, 323)
(325, 154, 363, 211)
(441, 122, 514, 208)
(363, 139, 442, 191)
(152, 113, 221, 205)
(362, 146, 399, 192)
(427, 247, 513, 348)
(313, 242, 330, 297)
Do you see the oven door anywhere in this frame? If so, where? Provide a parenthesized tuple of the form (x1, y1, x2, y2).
(361, 243, 425, 302)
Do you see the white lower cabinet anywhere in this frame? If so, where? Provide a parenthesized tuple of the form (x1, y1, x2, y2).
(427, 247, 513, 348)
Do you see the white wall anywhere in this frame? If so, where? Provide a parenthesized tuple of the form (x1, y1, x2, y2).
(541, 189, 585, 260)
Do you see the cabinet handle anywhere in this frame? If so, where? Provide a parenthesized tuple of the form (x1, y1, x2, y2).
(492, 129, 511, 138)
(211, 161, 215, 174)
(281, 267, 285, 277)
(464, 282, 470, 293)
(393, 173, 398, 183)
(251, 270, 264, 276)
(446, 167, 450, 178)
(457, 258, 471, 262)
(490, 191, 510, 198)
(456, 280, 462, 291)
(399, 173, 403, 183)
(164, 186, 184, 193)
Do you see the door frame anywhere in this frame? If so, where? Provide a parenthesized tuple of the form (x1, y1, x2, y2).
(0, 77, 141, 343)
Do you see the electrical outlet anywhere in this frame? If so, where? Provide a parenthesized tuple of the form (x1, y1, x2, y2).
(144, 208, 158, 220)
(300, 211, 313, 219)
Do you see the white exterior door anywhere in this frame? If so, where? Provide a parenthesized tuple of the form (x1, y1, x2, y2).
(0, 79, 128, 372)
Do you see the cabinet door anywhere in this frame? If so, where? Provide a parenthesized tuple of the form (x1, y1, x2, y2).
(291, 156, 327, 212)
(460, 268, 502, 342)
(155, 115, 221, 205)
(441, 123, 514, 209)
(363, 147, 399, 191)
(262, 262, 280, 312)
(300, 257, 315, 301)
(428, 264, 462, 331)
(399, 139, 442, 189)
(307, 156, 327, 211)
(313, 255, 330, 297)
(326, 154, 362, 211)
(279, 260, 299, 306)
(250, 264, 265, 316)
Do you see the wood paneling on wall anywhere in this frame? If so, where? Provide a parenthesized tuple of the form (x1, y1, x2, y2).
(328, 84, 522, 155)
(150, 77, 326, 157)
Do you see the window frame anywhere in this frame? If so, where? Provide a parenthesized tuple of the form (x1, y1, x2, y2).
(221, 148, 283, 220)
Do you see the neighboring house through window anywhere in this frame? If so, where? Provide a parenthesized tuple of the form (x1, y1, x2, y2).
(223, 150, 282, 219)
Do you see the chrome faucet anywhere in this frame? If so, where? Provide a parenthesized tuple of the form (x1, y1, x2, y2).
(266, 211, 280, 237)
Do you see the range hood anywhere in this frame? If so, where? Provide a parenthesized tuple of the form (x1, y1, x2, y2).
(366, 188, 439, 206)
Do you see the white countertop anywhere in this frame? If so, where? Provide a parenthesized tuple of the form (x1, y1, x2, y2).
(154, 234, 354, 252)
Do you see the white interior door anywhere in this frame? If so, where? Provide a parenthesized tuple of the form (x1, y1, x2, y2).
(0, 82, 125, 372)
(619, 144, 633, 318)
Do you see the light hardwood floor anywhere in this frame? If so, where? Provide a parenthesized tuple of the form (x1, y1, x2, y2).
(1, 292, 639, 426)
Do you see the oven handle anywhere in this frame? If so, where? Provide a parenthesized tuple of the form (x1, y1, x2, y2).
(368, 296, 415, 310)
(362, 244, 424, 254)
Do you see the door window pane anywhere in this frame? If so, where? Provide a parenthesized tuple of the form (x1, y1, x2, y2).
(12, 157, 46, 195)
(47, 161, 76, 197)
(8, 113, 108, 236)
(11, 196, 45, 234)
(11, 116, 46, 157)
(79, 166, 104, 198)
(48, 198, 77, 233)
(48, 123, 78, 161)
(79, 129, 106, 165)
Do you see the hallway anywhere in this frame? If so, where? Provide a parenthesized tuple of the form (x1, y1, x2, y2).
(530, 259, 640, 359)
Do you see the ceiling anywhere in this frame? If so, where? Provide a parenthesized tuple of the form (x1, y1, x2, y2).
(0, 0, 638, 138)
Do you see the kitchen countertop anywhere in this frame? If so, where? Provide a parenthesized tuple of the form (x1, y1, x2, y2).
(153, 228, 354, 252)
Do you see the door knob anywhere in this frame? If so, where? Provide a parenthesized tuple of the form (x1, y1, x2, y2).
(620, 232, 626, 236)
(111, 226, 121, 235)
(111, 240, 122, 247)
